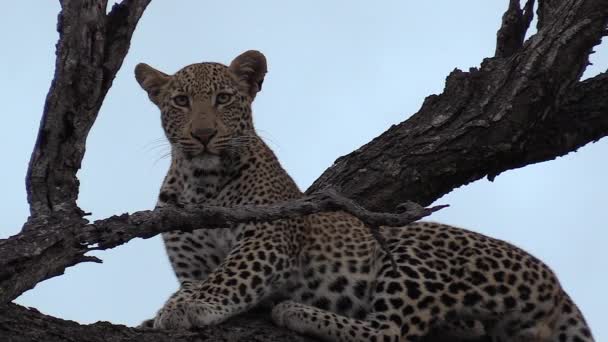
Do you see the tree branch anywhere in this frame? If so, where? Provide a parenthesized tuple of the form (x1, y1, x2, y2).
(309, 0, 608, 210)
(0, 302, 485, 342)
(25, 0, 150, 222)
(87, 189, 446, 251)
(308, 72, 608, 210)
(0, 304, 317, 342)
(0, 189, 444, 305)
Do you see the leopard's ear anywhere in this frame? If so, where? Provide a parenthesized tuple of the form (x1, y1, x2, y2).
(135, 63, 170, 104)
(229, 50, 267, 99)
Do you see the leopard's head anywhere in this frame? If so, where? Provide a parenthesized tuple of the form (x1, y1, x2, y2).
(135, 50, 267, 160)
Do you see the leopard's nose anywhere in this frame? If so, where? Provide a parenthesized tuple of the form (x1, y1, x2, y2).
(191, 128, 217, 145)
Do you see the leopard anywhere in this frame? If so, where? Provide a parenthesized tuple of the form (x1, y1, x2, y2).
(135, 50, 301, 327)
(134, 50, 594, 342)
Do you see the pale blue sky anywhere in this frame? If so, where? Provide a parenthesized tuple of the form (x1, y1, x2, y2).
(2, 1, 606, 340)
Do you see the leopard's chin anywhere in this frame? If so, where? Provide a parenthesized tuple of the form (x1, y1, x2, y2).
(183, 148, 220, 160)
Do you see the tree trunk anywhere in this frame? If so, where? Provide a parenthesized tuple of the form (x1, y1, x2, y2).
(1, 0, 607, 341)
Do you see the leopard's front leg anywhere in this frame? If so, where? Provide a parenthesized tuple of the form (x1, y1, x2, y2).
(153, 222, 297, 329)
(154, 281, 233, 328)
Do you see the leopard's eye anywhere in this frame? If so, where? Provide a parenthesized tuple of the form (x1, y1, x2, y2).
(172, 95, 189, 107)
(216, 93, 232, 105)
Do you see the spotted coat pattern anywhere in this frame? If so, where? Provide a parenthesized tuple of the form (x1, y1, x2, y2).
(135, 51, 594, 342)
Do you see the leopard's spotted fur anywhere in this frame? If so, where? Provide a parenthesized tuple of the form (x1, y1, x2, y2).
(135, 51, 594, 342)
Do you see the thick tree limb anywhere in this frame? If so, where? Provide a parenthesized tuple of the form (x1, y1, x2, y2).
(0, 304, 482, 342)
(2, 1, 607, 342)
(0, 304, 317, 342)
(25, 0, 150, 222)
(309, 0, 608, 210)
(495, 0, 535, 58)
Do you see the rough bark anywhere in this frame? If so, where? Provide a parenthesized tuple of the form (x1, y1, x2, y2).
(1, 0, 607, 342)
(309, 0, 608, 210)
(309, 70, 608, 210)
(25, 0, 150, 221)
(0, 304, 316, 342)
(0, 303, 477, 342)
(495, 0, 535, 58)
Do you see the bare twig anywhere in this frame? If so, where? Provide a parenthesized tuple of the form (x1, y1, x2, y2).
(0, 188, 443, 304)
(88, 188, 447, 250)
(88, 188, 446, 276)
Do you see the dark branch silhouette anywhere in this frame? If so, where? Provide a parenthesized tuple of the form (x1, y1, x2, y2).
(0, 188, 445, 304)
